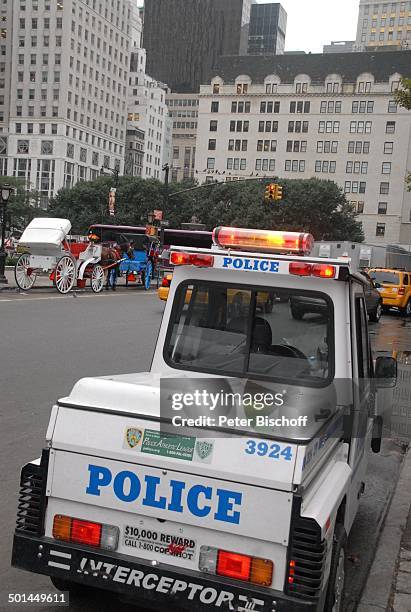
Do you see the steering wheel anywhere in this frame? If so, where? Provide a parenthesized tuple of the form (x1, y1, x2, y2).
(270, 344, 308, 360)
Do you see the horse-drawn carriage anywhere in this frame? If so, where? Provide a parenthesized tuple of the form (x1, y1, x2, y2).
(14, 218, 106, 294)
(87, 224, 160, 290)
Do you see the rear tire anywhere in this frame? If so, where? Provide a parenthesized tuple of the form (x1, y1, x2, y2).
(324, 524, 346, 612)
(402, 299, 411, 317)
(369, 301, 382, 323)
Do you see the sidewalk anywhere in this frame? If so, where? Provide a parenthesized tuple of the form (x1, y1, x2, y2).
(358, 447, 411, 612)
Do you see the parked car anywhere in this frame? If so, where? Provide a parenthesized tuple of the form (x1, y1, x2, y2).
(290, 270, 383, 323)
(369, 268, 411, 316)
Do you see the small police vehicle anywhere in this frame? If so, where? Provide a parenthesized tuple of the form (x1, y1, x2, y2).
(12, 227, 397, 612)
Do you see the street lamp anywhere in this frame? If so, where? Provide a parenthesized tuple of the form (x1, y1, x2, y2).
(0, 184, 14, 284)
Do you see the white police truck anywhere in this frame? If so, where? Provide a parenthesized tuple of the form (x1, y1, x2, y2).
(12, 227, 397, 612)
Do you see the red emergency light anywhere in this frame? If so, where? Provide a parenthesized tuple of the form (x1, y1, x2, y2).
(289, 262, 336, 278)
(213, 227, 314, 255)
(170, 252, 214, 267)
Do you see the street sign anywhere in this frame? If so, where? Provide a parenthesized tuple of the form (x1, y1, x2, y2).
(145, 224, 157, 237)
(153, 209, 163, 221)
(160, 220, 170, 227)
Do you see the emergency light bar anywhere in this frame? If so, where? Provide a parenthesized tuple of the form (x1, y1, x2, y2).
(213, 227, 314, 255)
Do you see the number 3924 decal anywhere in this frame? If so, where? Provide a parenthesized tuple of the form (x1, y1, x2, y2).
(245, 440, 293, 461)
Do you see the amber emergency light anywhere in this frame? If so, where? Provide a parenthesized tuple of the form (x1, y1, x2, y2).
(213, 227, 314, 255)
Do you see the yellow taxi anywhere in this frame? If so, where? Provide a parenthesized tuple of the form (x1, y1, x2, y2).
(158, 273, 275, 312)
(369, 268, 411, 316)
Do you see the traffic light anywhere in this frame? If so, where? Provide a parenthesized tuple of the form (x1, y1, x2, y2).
(275, 185, 283, 200)
(264, 183, 283, 201)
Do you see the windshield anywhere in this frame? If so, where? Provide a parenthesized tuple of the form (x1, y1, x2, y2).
(370, 271, 400, 285)
(165, 282, 333, 385)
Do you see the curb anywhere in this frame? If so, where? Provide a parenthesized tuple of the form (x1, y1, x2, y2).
(357, 447, 411, 612)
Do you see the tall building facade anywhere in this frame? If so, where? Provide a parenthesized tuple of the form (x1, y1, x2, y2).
(166, 93, 199, 182)
(356, 1, 411, 48)
(126, 48, 171, 181)
(143, 0, 253, 93)
(195, 52, 411, 247)
(248, 3, 287, 55)
(0, 0, 135, 207)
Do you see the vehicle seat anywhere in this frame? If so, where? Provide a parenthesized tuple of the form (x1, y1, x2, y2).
(251, 317, 272, 353)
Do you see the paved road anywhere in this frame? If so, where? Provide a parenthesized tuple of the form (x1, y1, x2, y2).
(0, 291, 408, 611)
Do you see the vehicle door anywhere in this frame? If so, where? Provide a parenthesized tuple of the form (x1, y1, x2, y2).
(346, 280, 373, 532)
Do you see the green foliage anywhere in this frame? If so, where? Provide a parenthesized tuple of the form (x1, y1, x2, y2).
(0, 176, 41, 232)
(394, 77, 411, 191)
(48, 175, 363, 242)
(394, 77, 411, 110)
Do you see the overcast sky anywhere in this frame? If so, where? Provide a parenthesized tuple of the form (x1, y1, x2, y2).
(135, 0, 360, 53)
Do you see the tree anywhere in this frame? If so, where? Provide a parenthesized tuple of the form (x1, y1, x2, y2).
(196, 178, 364, 242)
(0, 176, 41, 233)
(395, 77, 411, 192)
(48, 176, 201, 234)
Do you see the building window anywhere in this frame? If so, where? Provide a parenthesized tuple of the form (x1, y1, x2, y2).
(207, 157, 215, 170)
(357, 201, 364, 213)
(67, 143, 74, 158)
(17, 140, 29, 154)
(295, 82, 308, 93)
(236, 83, 248, 94)
(380, 182, 390, 194)
(209, 120, 218, 132)
(315, 160, 336, 173)
(211, 101, 219, 113)
(386, 121, 396, 133)
(376, 223, 385, 236)
(384, 142, 393, 154)
(378, 202, 387, 215)
(212, 83, 220, 94)
(208, 139, 216, 151)
(388, 100, 397, 113)
(381, 162, 391, 174)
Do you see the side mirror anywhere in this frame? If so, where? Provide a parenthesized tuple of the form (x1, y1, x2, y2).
(375, 356, 397, 388)
(374, 282, 382, 289)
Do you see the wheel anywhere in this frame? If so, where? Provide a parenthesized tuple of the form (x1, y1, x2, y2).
(401, 299, 411, 317)
(369, 301, 383, 323)
(143, 260, 153, 290)
(90, 264, 104, 293)
(54, 255, 76, 294)
(324, 524, 346, 612)
(14, 254, 37, 290)
(291, 307, 303, 320)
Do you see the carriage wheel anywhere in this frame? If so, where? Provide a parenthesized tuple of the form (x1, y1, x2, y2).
(90, 265, 105, 293)
(14, 254, 37, 290)
(143, 261, 153, 291)
(54, 255, 76, 294)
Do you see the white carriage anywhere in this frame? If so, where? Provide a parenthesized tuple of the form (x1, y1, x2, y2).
(14, 218, 105, 294)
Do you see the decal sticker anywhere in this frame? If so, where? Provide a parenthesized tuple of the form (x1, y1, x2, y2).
(125, 427, 143, 449)
(123, 526, 196, 560)
(123, 428, 214, 463)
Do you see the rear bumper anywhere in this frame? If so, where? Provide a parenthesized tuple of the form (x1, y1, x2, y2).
(12, 532, 320, 612)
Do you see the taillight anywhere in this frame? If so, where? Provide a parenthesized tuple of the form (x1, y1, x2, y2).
(170, 252, 214, 267)
(53, 515, 119, 551)
(199, 546, 273, 587)
(398, 287, 405, 296)
(217, 551, 251, 581)
(161, 276, 171, 287)
(289, 262, 336, 279)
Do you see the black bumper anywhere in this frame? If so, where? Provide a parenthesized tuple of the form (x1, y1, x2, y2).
(12, 532, 320, 612)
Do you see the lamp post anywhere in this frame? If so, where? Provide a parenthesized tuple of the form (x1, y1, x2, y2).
(0, 184, 14, 284)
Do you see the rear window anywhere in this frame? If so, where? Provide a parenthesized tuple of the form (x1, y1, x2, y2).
(369, 271, 400, 285)
(164, 281, 334, 386)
